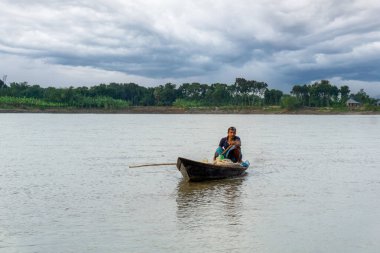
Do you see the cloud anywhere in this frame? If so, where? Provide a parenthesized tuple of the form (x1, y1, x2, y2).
(0, 54, 163, 87)
(1, 0, 380, 95)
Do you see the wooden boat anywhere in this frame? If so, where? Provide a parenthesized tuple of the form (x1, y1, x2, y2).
(176, 157, 249, 181)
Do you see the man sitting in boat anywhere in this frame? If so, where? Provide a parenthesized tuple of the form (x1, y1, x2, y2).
(214, 126, 242, 163)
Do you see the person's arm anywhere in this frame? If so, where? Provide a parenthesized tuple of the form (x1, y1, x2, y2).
(218, 137, 225, 149)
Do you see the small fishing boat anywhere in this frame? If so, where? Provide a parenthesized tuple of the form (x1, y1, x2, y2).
(176, 157, 249, 181)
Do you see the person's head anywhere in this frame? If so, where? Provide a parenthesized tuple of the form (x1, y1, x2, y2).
(227, 126, 236, 138)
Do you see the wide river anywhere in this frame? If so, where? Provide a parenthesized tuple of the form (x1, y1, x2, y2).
(0, 114, 379, 253)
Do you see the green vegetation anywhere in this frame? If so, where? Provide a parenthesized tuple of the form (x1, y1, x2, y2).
(280, 95, 302, 110)
(0, 78, 379, 112)
(0, 96, 65, 109)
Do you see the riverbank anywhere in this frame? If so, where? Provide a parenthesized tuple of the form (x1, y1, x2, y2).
(1, 106, 380, 114)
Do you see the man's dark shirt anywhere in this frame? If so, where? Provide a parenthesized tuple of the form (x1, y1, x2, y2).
(218, 136, 241, 150)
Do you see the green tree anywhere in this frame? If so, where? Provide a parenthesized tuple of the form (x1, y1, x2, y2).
(139, 87, 155, 106)
(352, 89, 372, 104)
(0, 79, 7, 89)
(280, 95, 302, 110)
(339, 85, 350, 103)
(44, 87, 62, 102)
(153, 83, 177, 105)
(24, 85, 44, 99)
(307, 80, 339, 107)
(264, 89, 283, 105)
(209, 83, 231, 105)
(177, 83, 209, 102)
(232, 78, 267, 106)
(232, 78, 249, 105)
(291, 84, 310, 106)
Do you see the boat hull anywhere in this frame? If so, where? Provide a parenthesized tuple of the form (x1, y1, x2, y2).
(177, 157, 248, 181)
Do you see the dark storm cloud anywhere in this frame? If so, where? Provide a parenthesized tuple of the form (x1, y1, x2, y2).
(1, 0, 380, 93)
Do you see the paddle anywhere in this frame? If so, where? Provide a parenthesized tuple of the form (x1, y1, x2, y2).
(218, 144, 234, 159)
(129, 163, 176, 168)
(222, 145, 233, 155)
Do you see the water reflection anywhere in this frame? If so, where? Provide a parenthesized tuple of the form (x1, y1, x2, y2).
(176, 176, 246, 230)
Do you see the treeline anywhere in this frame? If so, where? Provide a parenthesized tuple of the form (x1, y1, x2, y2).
(0, 78, 378, 109)
(289, 80, 376, 108)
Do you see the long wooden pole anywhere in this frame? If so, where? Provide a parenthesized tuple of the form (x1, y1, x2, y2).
(222, 145, 233, 155)
(129, 163, 176, 168)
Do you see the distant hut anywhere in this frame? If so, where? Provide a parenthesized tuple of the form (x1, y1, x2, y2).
(376, 100, 380, 106)
(346, 98, 360, 108)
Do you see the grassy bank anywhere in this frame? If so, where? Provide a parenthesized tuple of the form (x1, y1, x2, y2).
(0, 96, 130, 111)
(1, 96, 379, 114)
(1, 104, 380, 114)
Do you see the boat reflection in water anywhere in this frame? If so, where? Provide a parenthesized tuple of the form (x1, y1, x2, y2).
(175, 176, 247, 243)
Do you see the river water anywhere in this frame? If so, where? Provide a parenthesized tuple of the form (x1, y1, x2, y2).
(0, 114, 379, 253)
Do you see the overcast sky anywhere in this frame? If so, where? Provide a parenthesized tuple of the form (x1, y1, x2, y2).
(1, 0, 380, 96)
